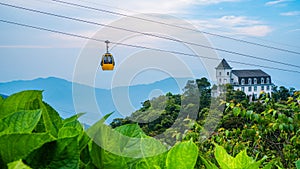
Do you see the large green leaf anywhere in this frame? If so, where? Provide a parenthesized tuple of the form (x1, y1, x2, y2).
(213, 144, 268, 169)
(62, 112, 85, 125)
(87, 113, 124, 156)
(89, 141, 103, 168)
(25, 136, 79, 169)
(89, 120, 166, 168)
(87, 113, 127, 168)
(244, 157, 266, 169)
(40, 102, 63, 138)
(87, 112, 115, 148)
(88, 122, 128, 169)
(132, 159, 150, 169)
(296, 160, 300, 169)
(42, 136, 79, 169)
(0, 90, 42, 119)
(90, 141, 128, 169)
(0, 110, 42, 135)
(233, 107, 241, 117)
(80, 143, 91, 165)
(7, 160, 32, 169)
(141, 137, 166, 155)
(58, 127, 81, 138)
(166, 140, 198, 169)
(79, 131, 91, 152)
(0, 133, 54, 164)
(114, 124, 166, 156)
(234, 149, 254, 168)
(122, 137, 167, 169)
(214, 144, 234, 169)
(59, 115, 84, 139)
(126, 153, 167, 169)
(115, 123, 147, 138)
(262, 162, 274, 169)
(60, 113, 88, 152)
(80, 161, 98, 169)
(0, 90, 63, 137)
(199, 156, 219, 169)
(115, 124, 147, 155)
(115, 124, 167, 168)
(261, 162, 273, 169)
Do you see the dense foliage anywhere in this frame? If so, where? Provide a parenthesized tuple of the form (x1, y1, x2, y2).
(111, 78, 300, 169)
(194, 84, 300, 169)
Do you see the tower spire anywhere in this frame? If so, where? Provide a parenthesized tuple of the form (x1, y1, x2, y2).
(216, 59, 232, 69)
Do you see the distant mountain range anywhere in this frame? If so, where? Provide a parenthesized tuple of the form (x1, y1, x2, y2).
(0, 77, 189, 124)
(0, 94, 7, 98)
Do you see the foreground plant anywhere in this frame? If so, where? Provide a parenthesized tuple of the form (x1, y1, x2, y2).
(200, 144, 273, 169)
(0, 90, 200, 169)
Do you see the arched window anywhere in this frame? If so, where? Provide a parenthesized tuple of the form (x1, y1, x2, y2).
(248, 78, 252, 85)
(261, 78, 264, 84)
(254, 78, 257, 84)
(266, 78, 270, 84)
(241, 78, 245, 85)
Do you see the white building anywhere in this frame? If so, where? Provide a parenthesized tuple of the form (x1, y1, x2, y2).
(215, 59, 273, 99)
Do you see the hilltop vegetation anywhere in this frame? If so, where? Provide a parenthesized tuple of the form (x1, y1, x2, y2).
(111, 77, 300, 168)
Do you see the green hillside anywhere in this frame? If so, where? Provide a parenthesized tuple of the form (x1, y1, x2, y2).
(110, 77, 300, 169)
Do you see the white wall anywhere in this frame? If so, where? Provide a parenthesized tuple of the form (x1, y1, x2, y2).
(216, 68, 231, 85)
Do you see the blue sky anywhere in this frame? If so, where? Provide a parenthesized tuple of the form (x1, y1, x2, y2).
(0, 0, 299, 89)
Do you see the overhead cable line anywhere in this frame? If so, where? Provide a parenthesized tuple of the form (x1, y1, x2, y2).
(1, 19, 300, 74)
(1, 2, 300, 69)
(49, 0, 300, 55)
(73, 0, 300, 49)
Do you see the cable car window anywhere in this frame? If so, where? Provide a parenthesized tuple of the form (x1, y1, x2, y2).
(107, 56, 112, 63)
(103, 56, 108, 63)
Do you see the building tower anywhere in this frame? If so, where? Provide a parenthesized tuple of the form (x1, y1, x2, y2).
(216, 59, 232, 85)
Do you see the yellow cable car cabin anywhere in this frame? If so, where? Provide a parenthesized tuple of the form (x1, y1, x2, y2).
(101, 40, 115, 71)
(101, 53, 115, 70)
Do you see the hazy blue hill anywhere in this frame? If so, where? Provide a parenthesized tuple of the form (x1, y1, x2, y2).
(0, 77, 187, 124)
(0, 94, 8, 98)
(0, 77, 75, 118)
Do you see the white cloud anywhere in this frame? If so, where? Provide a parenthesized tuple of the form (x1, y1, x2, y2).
(233, 26, 272, 37)
(191, 16, 272, 37)
(217, 16, 261, 26)
(280, 11, 300, 16)
(265, 0, 290, 6)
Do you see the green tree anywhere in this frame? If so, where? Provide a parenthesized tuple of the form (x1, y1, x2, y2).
(196, 77, 212, 111)
(272, 86, 292, 102)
